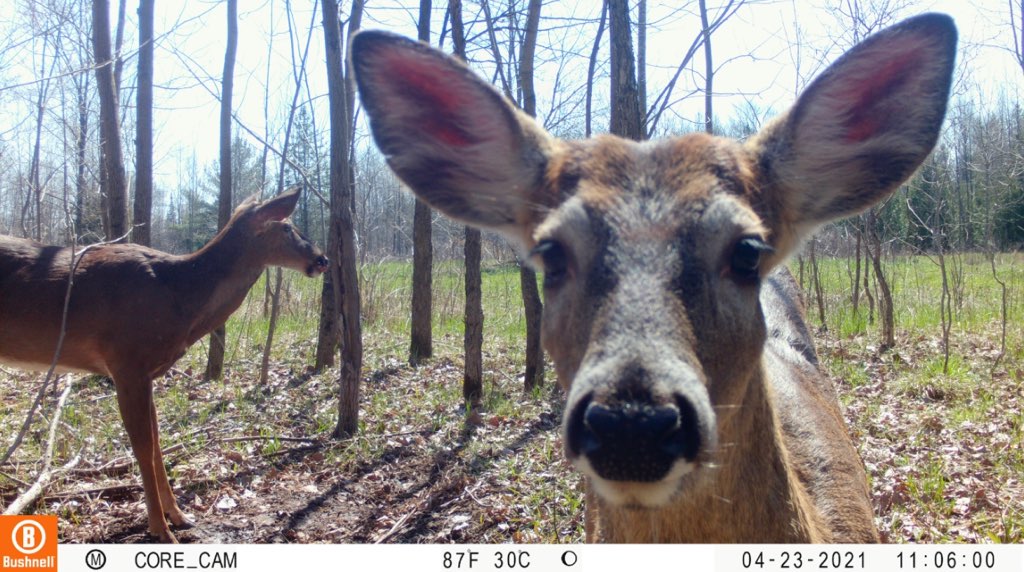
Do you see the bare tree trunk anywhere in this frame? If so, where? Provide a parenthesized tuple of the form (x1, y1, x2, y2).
(797, 254, 805, 290)
(29, 29, 60, 242)
(345, 35, 361, 222)
(699, 0, 713, 134)
(463, 224, 483, 402)
(205, 0, 238, 381)
(259, 4, 276, 322)
(479, 0, 512, 98)
(989, 252, 1008, 369)
(323, 0, 364, 438)
(316, 0, 363, 371)
(134, 0, 154, 247)
(863, 248, 875, 325)
(866, 208, 894, 350)
(518, 0, 545, 392)
(637, 0, 646, 132)
(75, 74, 89, 235)
(30, 46, 50, 242)
(520, 266, 544, 390)
(317, 154, 340, 364)
(95, 0, 126, 241)
(315, 0, 364, 372)
(113, 0, 127, 91)
(445, 0, 483, 404)
(908, 186, 952, 373)
(607, 0, 643, 140)
(852, 223, 862, 314)
(519, 0, 542, 119)
(93, 0, 129, 241)
(1010, 0, 1024, 76)
(260, 0, 318, 385)
(97, 147, 111, 238)
(476, 0, 545, 392)
(937, 247, 951, 373)
(259, 268, 283, 386)
(409, 0, 434, 366)
(585, 2, 607, 138)
(809, 237, 826, 332)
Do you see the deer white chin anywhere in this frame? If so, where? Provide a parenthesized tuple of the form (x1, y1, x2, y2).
(576, 457, 698, 508)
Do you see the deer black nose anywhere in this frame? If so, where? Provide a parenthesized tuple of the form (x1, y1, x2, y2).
(306, 255, 330, 277)
(568, 395, 702, 482)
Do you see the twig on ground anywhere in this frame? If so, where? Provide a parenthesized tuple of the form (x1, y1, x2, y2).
(372, 510, 414, 544)
(69, 431, 305, 477)
(219, 435, 321, 445)
(43, 483, 142, 501)
(463, 482, 493, 508)
(4, 383, 78, 514)
(0, 470, 31, 488)
(378, 429, 433, 439)
(80, 391, 117, 404)
(70, 443, 187, 477)
(265, 444, 324, 458)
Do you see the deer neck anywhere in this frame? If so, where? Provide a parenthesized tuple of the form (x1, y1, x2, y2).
(179, 228, 266, 340)
(596, 364, 825, 543)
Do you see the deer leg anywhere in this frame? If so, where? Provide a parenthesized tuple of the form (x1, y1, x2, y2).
(113, 374, 177, 543)
(149, 400, 193, 528)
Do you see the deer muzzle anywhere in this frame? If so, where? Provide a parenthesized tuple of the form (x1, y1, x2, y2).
(563, 358, 716, 508)
(307, 255, 329, 277)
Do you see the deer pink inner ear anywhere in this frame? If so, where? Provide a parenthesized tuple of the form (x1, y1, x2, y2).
(382, 53, 479, 148)
(841, 51, 920, 142)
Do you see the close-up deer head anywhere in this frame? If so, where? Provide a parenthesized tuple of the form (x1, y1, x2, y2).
(351, 14, 956, 542)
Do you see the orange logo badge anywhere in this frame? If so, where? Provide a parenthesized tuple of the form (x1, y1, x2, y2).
(0, 515, 57, 571)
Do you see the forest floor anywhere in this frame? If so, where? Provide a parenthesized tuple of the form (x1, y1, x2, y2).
(1, 257, 1022, 544)
(0, 333, 586, 544)
(820, 329, 1023, 543)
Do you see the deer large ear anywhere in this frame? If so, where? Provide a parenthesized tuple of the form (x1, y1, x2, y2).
(254, 187, 301, 222)
(750, 13, 956, 258)
(351, 30, 556, 249)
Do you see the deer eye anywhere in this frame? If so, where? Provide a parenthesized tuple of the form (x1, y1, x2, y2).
(729, 236, 772, 283)
(281, 223, 292, 233)
(531, 240, 569, 289)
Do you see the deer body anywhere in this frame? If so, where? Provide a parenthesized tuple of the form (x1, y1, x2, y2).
(3, 237, 263, 376)
(0, 189, 328, 542)
(352, 13, 955, 543)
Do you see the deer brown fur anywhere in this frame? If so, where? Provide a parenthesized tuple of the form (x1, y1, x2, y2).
(0, 188, 327, 542)
(352, 14, 956, 542)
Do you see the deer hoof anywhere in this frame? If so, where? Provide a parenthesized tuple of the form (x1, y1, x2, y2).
(166, 506, 194, 528)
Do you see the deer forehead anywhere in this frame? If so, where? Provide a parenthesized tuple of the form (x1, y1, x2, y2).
(535, 133, 767, 266)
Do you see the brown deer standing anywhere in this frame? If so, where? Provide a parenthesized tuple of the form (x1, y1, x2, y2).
(0, 188, 328, 543)
(351, 14, 956, 542)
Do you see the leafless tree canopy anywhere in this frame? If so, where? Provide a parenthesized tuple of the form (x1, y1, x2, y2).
(0, 0, 1021, 426)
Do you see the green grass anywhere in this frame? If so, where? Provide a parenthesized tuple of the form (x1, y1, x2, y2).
(798, 252, 1024, 336)
(201, 260, 537, 374)
(803, 253, 1024, 543)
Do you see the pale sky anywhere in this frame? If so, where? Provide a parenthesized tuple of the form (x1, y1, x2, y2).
(1, 0, 1021, 193)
